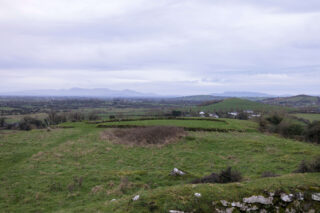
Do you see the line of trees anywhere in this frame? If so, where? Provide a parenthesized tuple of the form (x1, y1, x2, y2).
(259, 112, 320, 144)
(0, 111, 101, 131)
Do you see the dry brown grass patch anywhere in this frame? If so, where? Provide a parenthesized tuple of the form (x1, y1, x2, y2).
(100, 126, 186, 146)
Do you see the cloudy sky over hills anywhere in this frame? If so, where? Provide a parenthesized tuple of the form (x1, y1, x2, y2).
(0, 0, 319, 95)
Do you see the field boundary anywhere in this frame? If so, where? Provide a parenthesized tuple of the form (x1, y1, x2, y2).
(96, 124, 243, 132)
(88, 117, 227, 124)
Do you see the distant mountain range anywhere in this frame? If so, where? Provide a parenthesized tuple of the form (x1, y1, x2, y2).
(0, 88, 158, 98)
(1, 89, 317, 100)
(210, 91, 274, 97)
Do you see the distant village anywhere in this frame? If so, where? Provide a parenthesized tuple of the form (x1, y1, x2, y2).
(197, 110, 261, 119)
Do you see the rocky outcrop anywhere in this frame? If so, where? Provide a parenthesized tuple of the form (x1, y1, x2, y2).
(212, 191, 320, 212)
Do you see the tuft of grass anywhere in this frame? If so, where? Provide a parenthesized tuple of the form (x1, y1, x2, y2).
(295, 156, 320, 173)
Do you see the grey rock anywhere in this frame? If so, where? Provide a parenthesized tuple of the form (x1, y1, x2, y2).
(215, 208, 224, 213)
(231, 201, 243, 208)
(246, 205, 258, 212)
(194, 192, 201, 198)
(132, 195, 140, 201)
(171, 168, 185, 176)
(226, 207, 234, 213)
(243, 195, 273, 205)
(260, 210, 267, 213)
(285, 208, 296, 213)
(169, 211, 184, 213)
(220, 200, 229, 207)
(296, 192, 304, 201)
(281, 193, 294, 202)
(311, 193, 320, 201)
(231, 202, 248, 211)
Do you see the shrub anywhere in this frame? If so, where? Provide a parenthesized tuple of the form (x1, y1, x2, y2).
(172, 110, 182, 117)
(236, 112, 249, 120)
(88, 112, 100, 121)
(47, 111, 67, 125)
(295, 156, 320, 173)
(278, 122, 304, 138)
(266, 113, 284, 125)
(305, 121, 320, 144)
(68, 112, 85, 122)
(0, 117, 6, 127)
(261, 171, 279, 178)
(19, 116, 47, 131)
(192, 167, 242, 184)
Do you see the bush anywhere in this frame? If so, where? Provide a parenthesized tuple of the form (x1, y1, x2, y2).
(0, 117, 6, 127)
(259, 113, 311, 142)
(172, 110, 182, 117)
(19, 116, 47, 131)
(236, 112, 249, 120)
(68, 112, 85, 122)
(261, 171, 279, 178)
(278, 122, 304, 138)
(88, 112, 100, 121)
(305, 121, 320, 144)
(295, 157, 320, 173)
(192, 167, 242, 184)
(266, 113, 284, 125)
(47, 111, 67, 125)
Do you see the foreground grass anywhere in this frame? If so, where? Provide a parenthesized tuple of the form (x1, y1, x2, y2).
(99, 173, 320, 213)
(0, 121, 319, 212)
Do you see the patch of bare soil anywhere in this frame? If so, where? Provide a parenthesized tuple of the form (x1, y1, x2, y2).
(100, 126, 186, 146)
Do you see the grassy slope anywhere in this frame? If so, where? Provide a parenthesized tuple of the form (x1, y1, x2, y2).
(97, 118, 258, 132)
(0, 121, 319, 212)
(262, 95, 320, 107)
(100, 173, 320, 213)
(195, 98, 289, 112)
(293, 113, 320, 122)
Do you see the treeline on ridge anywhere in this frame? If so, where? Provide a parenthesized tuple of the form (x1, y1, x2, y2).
(259, 112, 320, 144)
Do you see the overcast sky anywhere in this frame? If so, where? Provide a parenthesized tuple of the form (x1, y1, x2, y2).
(0, 0, 319, 95)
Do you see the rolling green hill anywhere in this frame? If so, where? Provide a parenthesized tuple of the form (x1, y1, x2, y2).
(194, 98, 289, 112)
(261, 95, 320, 108)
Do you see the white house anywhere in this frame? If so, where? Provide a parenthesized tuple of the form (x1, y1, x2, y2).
(228, 112, 238, 116)
(199, 111, 205, 117)
(244, 110, 254, 114)
(209, 113, 219, 118)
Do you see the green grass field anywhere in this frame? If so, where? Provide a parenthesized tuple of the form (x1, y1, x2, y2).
(293, 113, 320, 122)
(0, 119, 319, 212)
(195, 98, 291, 112)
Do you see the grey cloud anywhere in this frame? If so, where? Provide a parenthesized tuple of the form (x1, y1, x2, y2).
(0, 0, 319, 95)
